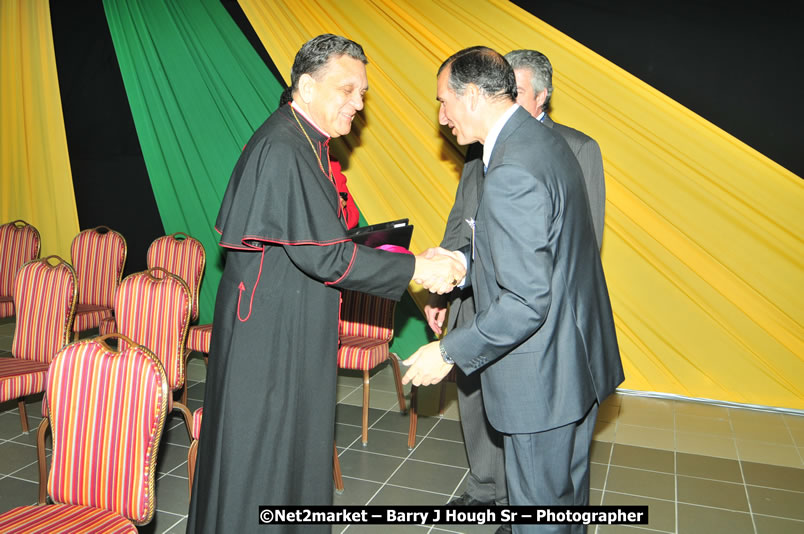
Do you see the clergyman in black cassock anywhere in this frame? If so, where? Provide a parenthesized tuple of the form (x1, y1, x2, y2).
(186, 35, 464, 533)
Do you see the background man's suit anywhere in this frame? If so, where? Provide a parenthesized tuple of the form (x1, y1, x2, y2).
(543, 115, 605, 248)
(441, 107, 623, 527)
(440, 113, 607, 506)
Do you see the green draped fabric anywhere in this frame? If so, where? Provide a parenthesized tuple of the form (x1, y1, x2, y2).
(102, 0, 283, 323)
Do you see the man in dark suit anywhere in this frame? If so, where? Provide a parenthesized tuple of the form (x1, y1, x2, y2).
(424, 50, 608, 520)
(404, 46, 623, 533)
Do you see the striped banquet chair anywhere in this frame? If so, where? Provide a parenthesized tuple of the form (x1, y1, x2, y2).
(114, 268, 193, 435)
(70, 226, 126, 340)
(150, 233, 212, 366)
(0, 335, 169, 533)
(0, 220, 41, 319)
(99, 232, 206, 344)
(337, 289, 407, 446)
(0, 256, 76, 433)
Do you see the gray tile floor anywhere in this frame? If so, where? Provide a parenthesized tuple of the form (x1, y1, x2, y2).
(1, 316, 803, 533)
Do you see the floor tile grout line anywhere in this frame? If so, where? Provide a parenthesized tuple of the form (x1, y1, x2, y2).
(673, 408, 679, 534)
(339, 445, 470, 471)
(161, 515, 187, 533)
(727, 406, 760, 534)
(750, 512, 804, 522)
(365, 415, 450, 508)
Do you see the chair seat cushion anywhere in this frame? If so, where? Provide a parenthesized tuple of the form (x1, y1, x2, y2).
(187, 323, 212, 353)
(192, 407, 203, 440)
(0, 359, 49, 403)
(337, 336, 389, 370)
(0, 504, 137, 533)
(72, 304, 113, 332)
(0, 296, 13, 319)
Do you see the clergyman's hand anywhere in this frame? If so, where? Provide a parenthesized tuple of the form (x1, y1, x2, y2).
(402, 341, 454, 387)
(413, 249, 466, 295)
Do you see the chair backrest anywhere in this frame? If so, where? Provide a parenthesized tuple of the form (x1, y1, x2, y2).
(338, 290, 395, 343)
(114, 268, 191, 391)
(146, 232, 205, 322)
(46, 335, 168, 525)
(12, 256, 77, 363)
(0, 220, 41, 298)
(70, 226, 127, 308)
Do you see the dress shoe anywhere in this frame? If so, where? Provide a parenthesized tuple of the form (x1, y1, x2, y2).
(495, 524, 512, 534)
(447, 492, 493, 506)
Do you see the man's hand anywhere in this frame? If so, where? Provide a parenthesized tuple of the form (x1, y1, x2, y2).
(424, 293, 448, 335)
(413, 248, 466, 294)
(402, 341, 454, 387)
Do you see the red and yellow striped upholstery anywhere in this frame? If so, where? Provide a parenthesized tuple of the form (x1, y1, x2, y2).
(337, 289, 406, 446)
(44, 338, 168, 525)
(70, 227, 126, 333)
(0, 503, 136, 533)
(187, 406, 204, 494)
(337, 290, 395, 371)
(0, 360, 50, 403)
(187, 323, 212, 354)
(2, 257, 76, 431)
(114, 269, 191, 394)
(98, 316, 116, 336)
(146, 232, 205, 322)
(192, 407, 203, 440)
(11, 258, 77, 364)
(5, 337, 169, 530)
(0, 220, 41, 319)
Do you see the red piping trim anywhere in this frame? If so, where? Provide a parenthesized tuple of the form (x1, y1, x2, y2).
(236, 246, 266, 322)
(326, 242, 357, 286)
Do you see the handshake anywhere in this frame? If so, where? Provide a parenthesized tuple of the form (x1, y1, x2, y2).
(413, 247, 466, 295)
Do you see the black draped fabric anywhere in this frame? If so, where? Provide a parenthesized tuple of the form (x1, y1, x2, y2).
(188, 104, 415, 533)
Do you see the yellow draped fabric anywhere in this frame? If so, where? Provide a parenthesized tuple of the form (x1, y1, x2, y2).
(239, 0, 803, 409)
(0, 0, 79, 259)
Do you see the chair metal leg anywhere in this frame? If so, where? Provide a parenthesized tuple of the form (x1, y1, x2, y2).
(17, 399, 29, 432)
(333, 443, 344, 494)
(180, 349, 191, 406)
(173, 401, 193, 440)
(362, 370, 370, 446)
(389, 353, 407, 414)
(407, 385, 418, 450)
(188, 439, 198, 499)
(37, 418, 49, 504)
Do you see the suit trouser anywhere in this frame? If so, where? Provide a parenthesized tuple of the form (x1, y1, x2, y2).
(456, 368, 508, 505)
(504, 402, 599, 534)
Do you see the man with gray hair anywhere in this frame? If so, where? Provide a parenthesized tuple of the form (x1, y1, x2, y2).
(188, 34, 463, 533)
(506, 49, 605, 246)
(423, 49, 607, 530)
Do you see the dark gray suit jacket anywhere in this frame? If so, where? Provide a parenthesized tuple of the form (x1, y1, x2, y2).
(441, 107, 623, 434)
(543, 115, 605, 248)
(441, 114, 605, 332)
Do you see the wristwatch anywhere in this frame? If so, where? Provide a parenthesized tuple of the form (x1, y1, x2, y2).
(439, 341, 454, 365)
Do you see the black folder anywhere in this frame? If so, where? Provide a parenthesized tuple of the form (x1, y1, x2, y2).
(347, 218, 413, 249)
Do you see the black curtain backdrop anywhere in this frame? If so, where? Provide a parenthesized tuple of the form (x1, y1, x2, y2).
(50, 0, 164, 275)
(513, 0, 803, 178)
